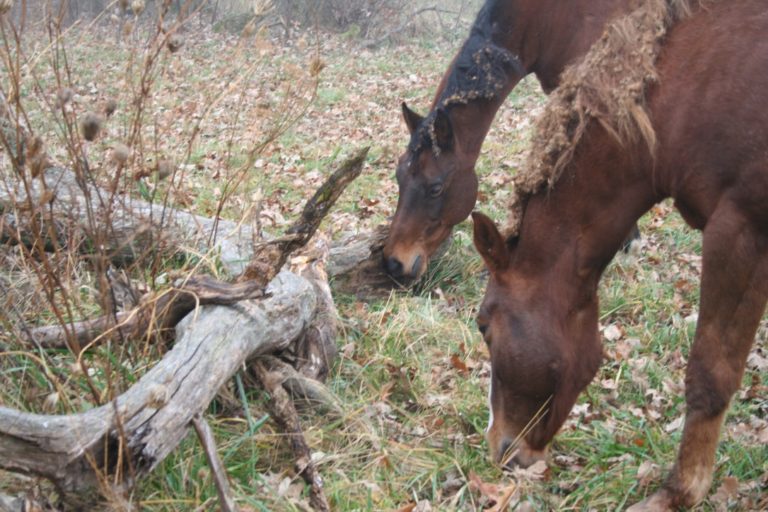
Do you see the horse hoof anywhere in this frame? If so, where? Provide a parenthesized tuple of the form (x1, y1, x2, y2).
(626, 490, 674, 512)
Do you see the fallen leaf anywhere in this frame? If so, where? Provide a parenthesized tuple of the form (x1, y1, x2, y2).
(664, 415, 684, 433)
(468, 471, 500, 504)
(603, 324, 623, 341)
(636, 460, 660, 487)
(450, 354, 469, 376)
(512, 459, 549, 481)
(487, 482, 519, 512)
(710, 476, 739, 511)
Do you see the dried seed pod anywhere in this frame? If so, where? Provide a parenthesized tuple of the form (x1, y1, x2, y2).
(130, 0, 144, 16)
(111, 142, 130, 166)
(122, 19, 134, 38)
(0, 0, 13, 16)
(118, 0, 129, 12)
(25, 134, 44, 161)
(155, 158, 175, 180)
(103, 97, 118, 117)
(42, 392, 60, 413)
(25, 134, 50, 178)
(166, 33, 184, 53)
(309, 57, 325, 78)
(79, 111, 104, 141)
(56, 87, 73, 107)
(242, 18, 257, 38)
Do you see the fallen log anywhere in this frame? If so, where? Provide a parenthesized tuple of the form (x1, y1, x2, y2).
(14, 149, 369, 352)
(0, 270, 316, 508)
(0, 163, 258, 276)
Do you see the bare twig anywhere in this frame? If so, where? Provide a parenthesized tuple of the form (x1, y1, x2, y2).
(192, 414, 238, 512)
(252, 359, 330, 512)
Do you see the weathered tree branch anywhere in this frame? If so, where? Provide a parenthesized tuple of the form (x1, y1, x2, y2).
(10, 148, 372, 349)
(253, 358, 330, 512)
(192, 415, 238, 512)
(0, 148, 372, 510)
(20, 275, 265, 351)
(0, 270, 317, 508)
(239, 147, 369, 285)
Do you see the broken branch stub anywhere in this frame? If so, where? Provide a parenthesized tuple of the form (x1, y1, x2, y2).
(240, 146, 369, 286)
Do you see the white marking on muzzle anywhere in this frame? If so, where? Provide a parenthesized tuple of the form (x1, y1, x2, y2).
(486, 369, 494, 434)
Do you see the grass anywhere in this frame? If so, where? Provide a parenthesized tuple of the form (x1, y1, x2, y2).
(1, 11, 766, 512)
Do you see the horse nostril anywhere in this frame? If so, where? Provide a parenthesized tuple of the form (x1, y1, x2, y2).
(385, 256, 404, 277)
(498, 439, 519, 470)
(411, 255, 423, 276)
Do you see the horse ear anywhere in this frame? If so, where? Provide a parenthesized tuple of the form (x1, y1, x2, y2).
(433, 108, 454, 150)
(401, 102, 424, 134)
(472, 212, 509, 273)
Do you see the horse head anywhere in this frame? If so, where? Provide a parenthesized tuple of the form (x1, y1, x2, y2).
(382, 104, 479, 280)
(471, 212, 603, 468)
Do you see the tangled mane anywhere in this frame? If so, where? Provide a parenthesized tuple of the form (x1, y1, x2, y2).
(409, 0, 524, 155)
(506, 0, 695, 236)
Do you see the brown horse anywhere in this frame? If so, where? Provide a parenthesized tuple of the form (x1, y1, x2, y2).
(383, 0, 644, 280)
(473, 0, 767, 509)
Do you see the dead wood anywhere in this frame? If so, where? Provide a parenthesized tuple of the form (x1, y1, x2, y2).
(0, 163, 258, 275)
(281, 232, 339, 382)
(192, 415, 238, 512)
(14, 149, 369, 357)
(0, 270, 317, 509)
(239, 147, 369, 286)
(0, 147, 369, 510)
(252, 359, 330, 512)
(327, 223, 396, 297)
(21, 275, 265, 351)
(258, 355, 344, 418)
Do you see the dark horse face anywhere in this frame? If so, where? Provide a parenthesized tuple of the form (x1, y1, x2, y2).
(382, 104, 478, 280)
(471, 212, 602, 468)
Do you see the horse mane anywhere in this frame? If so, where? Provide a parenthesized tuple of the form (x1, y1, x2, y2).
(408, 0, 524, 155)
(505, 0, 695, 236)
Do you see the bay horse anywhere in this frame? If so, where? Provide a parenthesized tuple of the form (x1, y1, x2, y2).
(383, 0, 644, 280)
(472, 0, 767, 509)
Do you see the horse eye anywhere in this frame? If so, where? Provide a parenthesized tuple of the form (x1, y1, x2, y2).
(428, 183, 443, 197)
(477, 321, 488, 337)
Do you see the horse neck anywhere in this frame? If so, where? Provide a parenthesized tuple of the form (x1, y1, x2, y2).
(450, 99, 513, 159)
(514, 144, 655, 292)
(529, 0, 637, 91)
(428, 0, 636, 157)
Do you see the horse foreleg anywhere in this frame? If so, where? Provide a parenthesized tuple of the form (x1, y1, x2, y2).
(629, 206, 768, 511)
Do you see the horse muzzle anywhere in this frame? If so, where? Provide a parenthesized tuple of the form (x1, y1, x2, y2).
(496, 438, 548, 470)
(383, 254, 424, 281)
